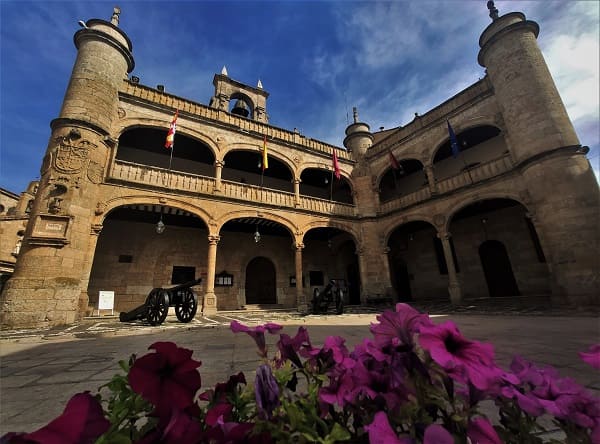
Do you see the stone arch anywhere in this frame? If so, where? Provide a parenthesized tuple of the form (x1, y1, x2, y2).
(116, 118, 219, 158)
(300, 161, 351, 182)
(375, 156, 424, 188)
(215, 210, 298, 237)
(428, 119, 505, 166)
(224, 142, 297, 174)
(381, 214, 437, 247)
(244, 256, 277, 304)
(95, 194, 213, 231)
(299, 220, 360, 247)
(444, 192, 530, 232)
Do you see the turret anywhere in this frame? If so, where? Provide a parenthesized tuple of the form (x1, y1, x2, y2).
(343, 107, 373, 160)
(1, 7, 135, 328)
(478, 1, 579, 162)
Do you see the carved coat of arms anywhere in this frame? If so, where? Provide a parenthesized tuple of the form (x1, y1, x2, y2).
(53, 138, 95, 174)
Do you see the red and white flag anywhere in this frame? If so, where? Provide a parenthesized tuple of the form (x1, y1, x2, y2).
(332, 149, 341, 180)
(165, 110, 178, 149)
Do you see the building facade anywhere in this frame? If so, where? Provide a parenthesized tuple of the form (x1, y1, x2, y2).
(1, 5, 598, 328)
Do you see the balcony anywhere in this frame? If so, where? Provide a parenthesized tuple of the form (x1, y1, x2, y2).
(109, 160, 355, 217)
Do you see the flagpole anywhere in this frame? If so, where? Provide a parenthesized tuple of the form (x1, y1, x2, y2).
(330, 170, 334, 201)
(459, 151, 474, 184)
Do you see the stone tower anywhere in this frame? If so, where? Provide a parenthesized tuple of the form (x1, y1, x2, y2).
(478, 2, 600, 304)
(209, 68, 269, 123)
(0, 8, 134, 327)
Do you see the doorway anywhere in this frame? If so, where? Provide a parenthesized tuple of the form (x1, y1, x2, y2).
(245, 256, 276, 304)
(479, 240, 520, 297)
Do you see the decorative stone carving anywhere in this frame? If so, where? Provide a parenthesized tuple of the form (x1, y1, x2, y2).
(95, 202, 107, 215)
(117, 107, 126, 119)
(53, 136, 96, 174)
(87, 160, 103, 184)
(90, 224, 103, 236)
(433, 214, 445, 227)
(48, 198, 62, 214)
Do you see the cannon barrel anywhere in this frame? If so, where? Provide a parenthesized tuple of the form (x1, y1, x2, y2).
(164, 278, 202, 293)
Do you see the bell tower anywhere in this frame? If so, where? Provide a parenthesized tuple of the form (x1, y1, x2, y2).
(0, 7, 134, 327)
(209, 68, 269, 123)
(478, 1, 599, 304)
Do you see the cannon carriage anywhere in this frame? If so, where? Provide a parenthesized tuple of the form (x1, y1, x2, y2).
(311, 279, 345, 315)
(119, 278, 202, 326)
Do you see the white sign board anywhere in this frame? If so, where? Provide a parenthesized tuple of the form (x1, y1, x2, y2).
(98, 291, 115, 310)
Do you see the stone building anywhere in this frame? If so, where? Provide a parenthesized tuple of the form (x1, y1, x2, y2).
(1, 3, 598, 328)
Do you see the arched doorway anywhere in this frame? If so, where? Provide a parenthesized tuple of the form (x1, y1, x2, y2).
(479, 240, 520, 297)
(245, 256, 276, 304)
(390, 256, 412, 301)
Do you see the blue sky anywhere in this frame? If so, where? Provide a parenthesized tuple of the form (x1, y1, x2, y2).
(1, 1, 598, 194)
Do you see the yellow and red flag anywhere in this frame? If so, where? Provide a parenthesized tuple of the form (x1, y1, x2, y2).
(262, 135, 269, 171)
(165, 110, 178, 149)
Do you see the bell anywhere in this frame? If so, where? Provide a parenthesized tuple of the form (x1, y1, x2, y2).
(231, 99, 249, 117)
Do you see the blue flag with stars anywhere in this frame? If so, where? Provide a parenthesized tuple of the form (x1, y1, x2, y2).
(447, 120, 459, 158)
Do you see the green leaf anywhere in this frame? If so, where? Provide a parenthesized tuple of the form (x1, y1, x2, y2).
(323, 423, 351, 444)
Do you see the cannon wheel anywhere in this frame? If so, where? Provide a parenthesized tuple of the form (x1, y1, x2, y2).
(175, 289, 198, 323)
(335, 288, 344, 315)
(312, 288, 321, 314)
(146, 289, 169, 326)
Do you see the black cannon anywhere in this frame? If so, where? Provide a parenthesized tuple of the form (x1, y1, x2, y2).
(311, 279, 345, 315)
(119, 278, 202, 326)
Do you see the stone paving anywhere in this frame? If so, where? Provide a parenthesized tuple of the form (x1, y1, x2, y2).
(0, 301, 599, 436)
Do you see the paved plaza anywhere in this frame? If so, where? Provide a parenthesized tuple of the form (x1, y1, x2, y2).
(1, 305, 599, 435)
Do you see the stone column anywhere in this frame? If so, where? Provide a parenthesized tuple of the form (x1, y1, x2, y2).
(356, 248, 368, 304)
(294, 242, 307, 312)
(381, 246, 394, 302)
(293, 179, 301, 206)
(203, 234, 220, 314)
(437, 230, 462, 304)
(214, 160, 224, 193)
(424, 165, 437, 194)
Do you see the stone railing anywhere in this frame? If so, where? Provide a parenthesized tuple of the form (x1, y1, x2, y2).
(120, 81, 351, 161)
(111, 161, 214, 194)
(379, 153, 514, 214)
(109, 160, 355, 216)
(379, 187, 431, 214)
(436, 153, 513, 194)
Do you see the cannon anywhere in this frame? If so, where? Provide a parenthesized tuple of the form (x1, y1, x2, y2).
(119, 278, 202, 326)
(311, 279, 344, 315)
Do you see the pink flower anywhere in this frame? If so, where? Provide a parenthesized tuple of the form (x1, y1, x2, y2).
(230, 321, 283, 358)
(579, 344, 600, 369)
(276, 326, 313, 368)
(467, 417, 502, 444)
(364, 411, 413, 444)
(370, 303, 432, 348)
(129, 342, 201, 417)
(135, 408, 202, 444)
(423, 424, 453, 444)
(419, 321, 499, 390)
(1, 392, 109, 444)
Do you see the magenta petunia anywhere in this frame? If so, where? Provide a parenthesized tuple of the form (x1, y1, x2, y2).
(370, 303, 432, 348)
(364, 411, 413, 444)
(255, 364, 280, 419)
(579, 344, 600, 370)
(423, 424, 453, 444)
(5, 392, 110, 444)
(129, 342, 201, 417)
(467, 417, 502, 444)
(277, 326, 313, 368)
(418, 320, 499, 390)
(230, 321, 283, 358)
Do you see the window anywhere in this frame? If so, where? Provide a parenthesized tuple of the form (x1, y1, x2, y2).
(215, 271, 234, 286)
(171, 266, 196, 285)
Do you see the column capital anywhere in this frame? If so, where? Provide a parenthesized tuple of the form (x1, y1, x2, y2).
(90, 223, 103, 236)
(383, 246, 391, 255)
(208, 235, 221, 245)
(293, 242, 304, 251)
(215, 160, 225, 168)
(437, 230, 451, 240)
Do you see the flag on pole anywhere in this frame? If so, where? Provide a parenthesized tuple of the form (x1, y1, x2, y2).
(262, 135, 269, 171)
(165, 110, 179, 149)
(332, 148, 341, 179)
(389, 149, 405, 176)
(447, 120, 459, 158)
